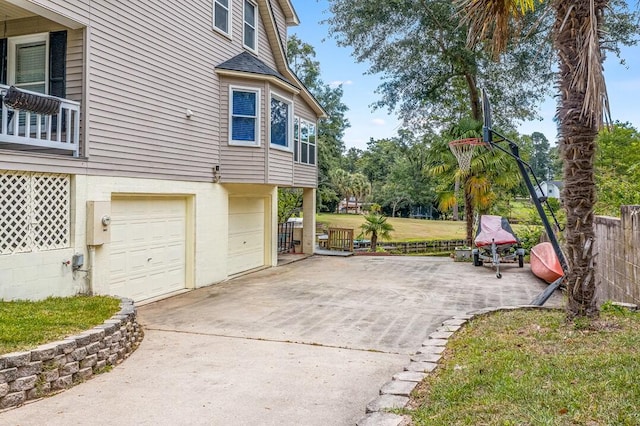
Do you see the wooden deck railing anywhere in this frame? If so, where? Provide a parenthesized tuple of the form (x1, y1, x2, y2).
(1, 84, 80, 156)
(328, 227, 354, 252)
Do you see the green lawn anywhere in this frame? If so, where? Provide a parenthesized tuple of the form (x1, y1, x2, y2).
(317, 213, 466, 241)
(0, 296, 121, 354)
(406, 305, 640, 425)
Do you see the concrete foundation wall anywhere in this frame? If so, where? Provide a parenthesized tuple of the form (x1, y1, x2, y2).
(0, 174, 283, 301)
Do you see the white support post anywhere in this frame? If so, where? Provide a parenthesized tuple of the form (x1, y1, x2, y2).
(302, 188, 316, 255)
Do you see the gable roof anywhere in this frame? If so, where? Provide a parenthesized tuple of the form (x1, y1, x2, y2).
(259, 0, 326, 118)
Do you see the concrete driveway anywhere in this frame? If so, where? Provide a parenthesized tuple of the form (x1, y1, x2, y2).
(1, 255, 562, 426)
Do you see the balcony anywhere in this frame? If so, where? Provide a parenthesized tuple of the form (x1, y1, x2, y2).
(1, 84, 80, 157)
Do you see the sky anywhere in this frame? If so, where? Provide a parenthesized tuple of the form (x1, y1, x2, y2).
(289, 0, 640, 150)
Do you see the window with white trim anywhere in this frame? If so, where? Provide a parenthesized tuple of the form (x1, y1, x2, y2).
(243, 0, 257, 52)
(295, 118, 316, 165)
(270, 94, 292, 149)
(213, 0, 231, 35)
(229, 87, 260, 146)
(8, 33, 49, 94)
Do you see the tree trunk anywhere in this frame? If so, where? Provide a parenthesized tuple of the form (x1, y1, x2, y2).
(464, 177, 474, 247)
(370, 233, 378, 252)
(453, 177, 460, 221)
(554, 0, 606, 318)
(464, 72, 481, 122)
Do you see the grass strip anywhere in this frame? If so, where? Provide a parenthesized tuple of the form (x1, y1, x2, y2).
(407, 304, 640, 425)
(0, 296, 121, 355)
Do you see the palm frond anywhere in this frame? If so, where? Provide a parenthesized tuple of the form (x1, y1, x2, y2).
(457, 0, 540, 57)
(572, 0, 611, 128)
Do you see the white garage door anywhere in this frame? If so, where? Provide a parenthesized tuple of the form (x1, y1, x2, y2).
(228, 197, 265, 275)
(109, 197, 186, 302)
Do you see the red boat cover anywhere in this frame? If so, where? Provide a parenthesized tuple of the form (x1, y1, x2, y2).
(474, 215, 518, 247)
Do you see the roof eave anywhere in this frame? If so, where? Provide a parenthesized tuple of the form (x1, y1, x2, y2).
(215, 68, 301, 94)
(279, 0, 300, 26)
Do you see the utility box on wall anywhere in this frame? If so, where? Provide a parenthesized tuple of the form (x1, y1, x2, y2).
(86, 201, 111, 245)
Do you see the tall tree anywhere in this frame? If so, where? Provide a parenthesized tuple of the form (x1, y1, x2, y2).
(329, 168, 353, 213)
(287, 35, 350, 212)
(529, 132, 551, 180)
(428, 120, 518, 244)
(595, 122, 640, 215)
(460, 0, 639, 318)
(326, 0, 554, 129)
(351, 173, 371, 213)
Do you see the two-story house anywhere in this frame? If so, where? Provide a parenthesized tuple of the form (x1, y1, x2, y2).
(0, 0, 324, 302)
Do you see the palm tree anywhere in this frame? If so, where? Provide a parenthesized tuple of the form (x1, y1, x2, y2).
(428, 119, 517, 245)
(330, 168, 353, 214)
(460, 0, 609, 318)
(359, 212, 394, 252)
(351, 173, 371, 214)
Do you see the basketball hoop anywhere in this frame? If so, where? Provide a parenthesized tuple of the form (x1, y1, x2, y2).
(449, 138, 485, 172)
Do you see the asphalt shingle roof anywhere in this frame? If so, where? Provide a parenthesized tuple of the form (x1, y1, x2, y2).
(216, 52, 296, 87)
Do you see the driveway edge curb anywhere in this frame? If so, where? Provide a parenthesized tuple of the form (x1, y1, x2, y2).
(356, 304, 558, 425)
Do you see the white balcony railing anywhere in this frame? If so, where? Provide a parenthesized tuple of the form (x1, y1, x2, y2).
(0, 84, 80, 157)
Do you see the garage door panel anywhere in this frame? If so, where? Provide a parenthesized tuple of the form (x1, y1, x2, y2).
(109, 198, 187, 301)
(228, 214, 263, 230)
(228, 197, 266, 275)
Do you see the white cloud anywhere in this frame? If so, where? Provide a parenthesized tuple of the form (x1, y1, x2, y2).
(371, 118, 386, 126)
(328, 80, 353, 88)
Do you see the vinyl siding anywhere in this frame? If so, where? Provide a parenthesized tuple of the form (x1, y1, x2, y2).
(256, 14, 277, 69)
(293, 163, 316, 188)
(1, 1, 320, 186)
(269, 148, 293, 185)
(271, 0, 289, 49)
(219, 77, 267, 183)
(84, 0, 220, 181)
(66, 29, 84, 103)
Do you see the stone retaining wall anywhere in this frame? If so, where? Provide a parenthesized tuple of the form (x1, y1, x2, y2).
(0, 298, 142, 410)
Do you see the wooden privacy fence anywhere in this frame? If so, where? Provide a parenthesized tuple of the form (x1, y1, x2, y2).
(328, 227, 354, 252)
(594, 205, 640, 305)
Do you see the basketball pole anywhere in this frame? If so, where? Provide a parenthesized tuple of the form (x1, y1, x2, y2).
(482, 127, 568, 306)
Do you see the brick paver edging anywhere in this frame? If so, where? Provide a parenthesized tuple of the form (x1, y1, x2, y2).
(0, 298, 142, 410)
(355, 305, 559, 426)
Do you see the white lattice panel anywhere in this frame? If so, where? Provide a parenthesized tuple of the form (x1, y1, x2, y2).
(0, 171, 70, 255)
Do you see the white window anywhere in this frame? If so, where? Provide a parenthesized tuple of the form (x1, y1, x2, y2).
(8, 33, 49, 94)
(243, 0, 257, 52)
(295, 118, 316, 165)
(229, 86, 260, 146)
(270, 93, 292, 150)
(213, 0, 232, 36)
